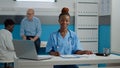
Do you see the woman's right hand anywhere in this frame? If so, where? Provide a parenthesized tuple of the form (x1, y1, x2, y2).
(49, 51, 60, 56)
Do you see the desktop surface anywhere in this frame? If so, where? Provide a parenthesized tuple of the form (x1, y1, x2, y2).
(15, 54, 120, 65)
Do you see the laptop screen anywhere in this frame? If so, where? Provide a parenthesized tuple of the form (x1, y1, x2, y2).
(13, 40, 38, 60)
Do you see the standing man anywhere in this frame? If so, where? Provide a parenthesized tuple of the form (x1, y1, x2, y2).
(20, 8, 41, 54)
(0, 19, 16, 68)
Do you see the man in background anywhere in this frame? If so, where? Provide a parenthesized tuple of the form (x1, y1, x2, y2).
(20, 8, 41, 54)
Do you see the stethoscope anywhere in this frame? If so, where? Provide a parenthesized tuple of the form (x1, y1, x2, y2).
(54, 29, 73, 51)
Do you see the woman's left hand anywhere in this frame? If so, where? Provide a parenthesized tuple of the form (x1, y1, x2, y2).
(84, 50, 93, 55)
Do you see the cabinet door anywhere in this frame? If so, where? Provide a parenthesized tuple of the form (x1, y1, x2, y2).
(75, 0, 98, 53)
(76, 16, 98, 28)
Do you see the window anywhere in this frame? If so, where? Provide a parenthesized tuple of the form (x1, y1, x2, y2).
(15, 0, 56, 2)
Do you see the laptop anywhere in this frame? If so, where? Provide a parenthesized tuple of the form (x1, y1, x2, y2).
(13, 40, 52, 60)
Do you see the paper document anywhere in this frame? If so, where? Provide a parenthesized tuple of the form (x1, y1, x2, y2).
(60, 55, 81, 58)
(38, 55, 52, 58)
(37, 55, 52, 60)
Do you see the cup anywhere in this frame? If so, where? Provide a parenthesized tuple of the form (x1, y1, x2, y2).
(103, 48, 110, 56)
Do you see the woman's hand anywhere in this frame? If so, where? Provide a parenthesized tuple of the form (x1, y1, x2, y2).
(49, 51, 60, 56)
(83, 50, 93, 55)
(75, 50, 93, 55)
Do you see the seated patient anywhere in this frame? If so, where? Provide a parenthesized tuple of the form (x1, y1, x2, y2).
(46, 7, 93, 68)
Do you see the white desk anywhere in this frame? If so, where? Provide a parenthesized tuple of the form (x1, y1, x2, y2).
(14, 54, 120, 68)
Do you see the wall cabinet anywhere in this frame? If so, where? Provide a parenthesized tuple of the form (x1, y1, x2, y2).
(75, 0, 98, 53)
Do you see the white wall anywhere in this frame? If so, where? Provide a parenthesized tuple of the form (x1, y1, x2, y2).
(111, 0, 120, 54)
(0, 0, 75, 16)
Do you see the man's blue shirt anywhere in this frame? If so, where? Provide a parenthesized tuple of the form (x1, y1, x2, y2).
(20, 16, 41, 37)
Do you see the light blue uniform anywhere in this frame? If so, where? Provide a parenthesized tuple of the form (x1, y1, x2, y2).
(46, 30, 83, 55)
(20, 16, 41, 37)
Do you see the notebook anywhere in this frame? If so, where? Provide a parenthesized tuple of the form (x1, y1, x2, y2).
(13, 40, 52, 60)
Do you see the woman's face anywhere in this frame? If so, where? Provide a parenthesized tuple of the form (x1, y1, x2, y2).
(59, 15, 70, 30)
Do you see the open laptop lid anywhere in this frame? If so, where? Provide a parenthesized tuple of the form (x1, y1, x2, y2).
(13, 40, 38, 60)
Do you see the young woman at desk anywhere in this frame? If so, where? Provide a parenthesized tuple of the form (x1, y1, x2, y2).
(46, 7, 93, 68)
